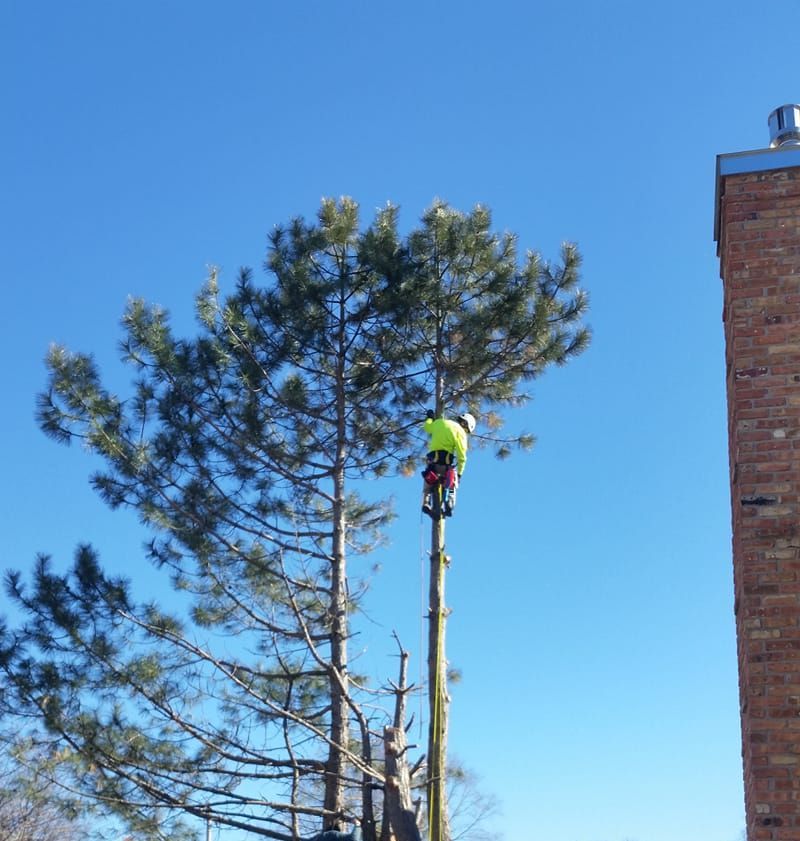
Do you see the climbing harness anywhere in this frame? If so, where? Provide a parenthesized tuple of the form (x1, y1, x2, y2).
(422, 462, 457, 520)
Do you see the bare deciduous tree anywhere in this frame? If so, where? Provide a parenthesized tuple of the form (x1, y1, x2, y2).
(0, 753, 88, 841)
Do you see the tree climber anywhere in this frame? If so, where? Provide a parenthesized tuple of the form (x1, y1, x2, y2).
(421, 410, 476, 518)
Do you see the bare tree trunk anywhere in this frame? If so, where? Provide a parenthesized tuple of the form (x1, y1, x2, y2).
(324, 283, 350, 828)
(359, 717, 377, 841)
(383, 726, 423, 841)
(323, 459, 350, 826)
(426, 517, 450, 841)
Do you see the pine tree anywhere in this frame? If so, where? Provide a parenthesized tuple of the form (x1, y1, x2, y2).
(1, 199, 417, 841)
(0, 198, 589, 841)
(397, 201, 589, 841)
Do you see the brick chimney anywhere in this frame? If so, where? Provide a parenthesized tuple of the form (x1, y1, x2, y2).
(715, 105, 800, 840)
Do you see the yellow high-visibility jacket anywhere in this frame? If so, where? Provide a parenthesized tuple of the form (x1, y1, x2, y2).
(422, 417, 468, 476)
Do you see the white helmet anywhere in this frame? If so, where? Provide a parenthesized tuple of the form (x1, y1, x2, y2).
(456, 412, 476, 434)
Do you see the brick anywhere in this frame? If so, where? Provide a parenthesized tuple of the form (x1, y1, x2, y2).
(719, 159, 800, 839)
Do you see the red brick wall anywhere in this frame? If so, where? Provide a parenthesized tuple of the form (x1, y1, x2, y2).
(719, 166, 800, 840)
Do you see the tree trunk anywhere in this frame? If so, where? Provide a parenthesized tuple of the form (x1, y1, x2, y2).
(325, 284, 350, 827)
(383, 726, 423, 841)
(426, 517, 450, 841)
(324, 481, 349, 826)
(359, 719, 377, 841)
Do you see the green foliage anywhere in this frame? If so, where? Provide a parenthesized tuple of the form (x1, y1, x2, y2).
(1, 198, 589, 841)
(396, 200, 590, 456)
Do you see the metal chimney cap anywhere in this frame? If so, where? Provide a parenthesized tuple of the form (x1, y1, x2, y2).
(769, 104, 800, 148)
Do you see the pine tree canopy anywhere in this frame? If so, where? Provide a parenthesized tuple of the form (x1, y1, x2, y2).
(396, 200, 589, 455)
(1, 198, 589, 841)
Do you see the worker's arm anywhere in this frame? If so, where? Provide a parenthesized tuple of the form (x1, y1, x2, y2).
(453, 427, 468, 476)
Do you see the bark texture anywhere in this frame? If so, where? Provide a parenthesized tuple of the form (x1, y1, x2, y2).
(426, 518, 450, 841)
(383, 726, 422, 841)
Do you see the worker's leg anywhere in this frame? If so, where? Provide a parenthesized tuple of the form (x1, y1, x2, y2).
(422, 481, 432, 514)
(444, 468, 457, 516)
(421, 464, 438, 515)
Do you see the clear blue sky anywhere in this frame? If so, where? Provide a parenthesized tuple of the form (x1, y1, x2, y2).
(2, 2, 797, 840)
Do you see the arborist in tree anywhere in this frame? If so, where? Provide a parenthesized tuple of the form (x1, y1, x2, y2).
(421, 410, 476, 518)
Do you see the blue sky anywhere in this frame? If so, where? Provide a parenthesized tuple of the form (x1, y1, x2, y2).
(3, 2, 798, 840)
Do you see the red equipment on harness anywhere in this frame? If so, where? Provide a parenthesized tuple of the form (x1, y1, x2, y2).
(422, 466, 439, 486)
